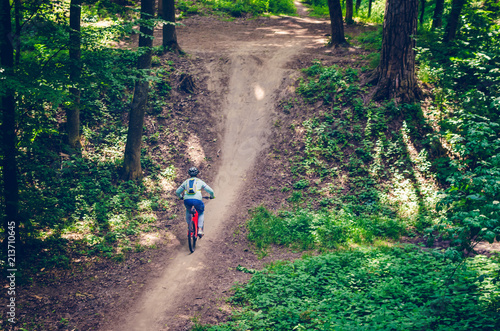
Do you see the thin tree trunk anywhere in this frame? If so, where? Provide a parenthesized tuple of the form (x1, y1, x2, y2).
(327, 0, 346, 45)
(368, 0, 373, 17)
(161, 0, 182, 53)
(14, 0, 20, 66)
(419, 0, 426, 25)
(373, 0, 421, 103)
(355, 0, 362, 14)
(67, 0, 81, 149)
(122, 0, 154, 180)
(432, 0, 445, 28)
(345, 0, 354, 24)
(444, 0, 466, 42)
(1, 0, 20, 257)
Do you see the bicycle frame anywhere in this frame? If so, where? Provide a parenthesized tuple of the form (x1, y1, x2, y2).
(188, 207, 199, 237)
(187, 207, 198, 253)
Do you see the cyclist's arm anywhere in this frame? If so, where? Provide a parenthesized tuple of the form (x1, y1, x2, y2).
(203, 184, 215, 199)
(175, 183, 185, 199)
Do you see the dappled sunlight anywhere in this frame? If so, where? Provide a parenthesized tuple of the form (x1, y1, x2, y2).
(185, 134, 206, 166)
(381, 173, 421, 220)
(254, 83, 266, 100)
(187, 262, 206, 271)
(138, 232, 163, 247)
(380, 123, 441, 221)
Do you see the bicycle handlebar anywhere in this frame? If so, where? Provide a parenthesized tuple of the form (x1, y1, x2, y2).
(180, 196, 214, 200)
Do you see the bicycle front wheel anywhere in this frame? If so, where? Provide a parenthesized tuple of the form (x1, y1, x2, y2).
(188, 233, 195, 253)
(188, 222, 196, 253)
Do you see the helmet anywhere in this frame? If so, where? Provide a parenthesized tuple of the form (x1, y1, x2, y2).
(188, 167, 199, 177)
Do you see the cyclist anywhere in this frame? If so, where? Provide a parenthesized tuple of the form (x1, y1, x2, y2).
(175, 167, 215, 237)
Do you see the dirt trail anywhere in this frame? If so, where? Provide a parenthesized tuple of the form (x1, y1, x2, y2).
(103, 10, 329, 331)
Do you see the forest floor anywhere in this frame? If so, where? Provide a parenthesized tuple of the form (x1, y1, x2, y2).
(6, 3, 499, 331)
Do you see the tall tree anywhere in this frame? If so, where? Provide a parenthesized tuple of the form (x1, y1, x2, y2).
(368, 0, 373, 17)
(355, 0, 362, 14)
(1, 0, 20, 252)
(327, 0, 346, 45)
(372, 0, 421, 102)
(444, 0, 466, 42)
(432, 0, 445, 28)
(345, 0, 354, 24)
(14, 0, 20, 66)
(161, 0, 181, 53)
(67, 0, 82, 149)
(122, 0, 155, 180)
(420, 0, 426, 25)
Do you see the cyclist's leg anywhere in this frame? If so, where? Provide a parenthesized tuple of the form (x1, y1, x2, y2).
(183, 199, 195, 226)
(191, 200, 205, 231)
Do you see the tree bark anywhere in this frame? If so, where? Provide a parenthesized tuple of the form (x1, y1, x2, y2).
(373, 0, 421, 103)
(432, 0, 445, 28)
(355, 0, 362, 14)
(327, 0, 346, 45)
(419, 0, 426, 25)
(67, 0, 81, 149)
(368, 0, 373, 17)
(14, 0, 20, 66)
(1, 0, 20, 257)
(345, 0, 354, 24)
(444, 0, 466, 42)
(122, 0, 154, 181)
(161, 0, 182, 53)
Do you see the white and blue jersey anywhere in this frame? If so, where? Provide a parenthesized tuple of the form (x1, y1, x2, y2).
(176, 177, 215, 200)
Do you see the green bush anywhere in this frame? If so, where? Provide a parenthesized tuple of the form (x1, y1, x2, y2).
(207, 246, 500, 330)
(246, 206, 406, 254)
(201, 0, 295, 17)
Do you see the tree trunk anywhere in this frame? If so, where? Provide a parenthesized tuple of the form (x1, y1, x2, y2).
(419, 0, 426, 25)
(444, 0, 466, 42)
(355, 0, 362, 14)
(373, 0, 421, 103)
(161, 0, 182, 53)
(14, 0, 20, 66)
(345, 0, 354, 24)
(1, 0, 20, 258)
(67, 0, 81, 149)
(327, 0, 346, 45)
(122, 0, 154, 181)
(368, 0, 373, 17)
(432, 0, 445, 28)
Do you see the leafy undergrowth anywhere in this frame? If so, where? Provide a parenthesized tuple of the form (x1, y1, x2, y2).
(247, 206, 405, 256)
(201, 246, 500, 330)
(269, 61, 440, 242)
(302, 0, 385, 22)
(176, 0, 296, 20)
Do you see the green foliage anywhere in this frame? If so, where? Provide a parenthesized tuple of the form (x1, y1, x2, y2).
(188, 0, 296, 17)
(208, 246, 500, 330)
(291, 64, 438, 227)
(0, 2, 178, 274)
(432, 113, 500, 254)
(302, 0, 385, 21)
(247, 206, 406, 254)
(415, 4, 500, 254)
(356, 26, 383, 51)
(297, 62, 359, 105)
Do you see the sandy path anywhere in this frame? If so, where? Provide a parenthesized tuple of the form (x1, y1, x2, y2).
(104, 11, 328, 331)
